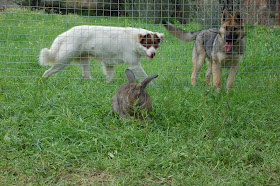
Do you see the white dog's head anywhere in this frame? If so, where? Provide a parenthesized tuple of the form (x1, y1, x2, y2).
(138, 32, 164, 59)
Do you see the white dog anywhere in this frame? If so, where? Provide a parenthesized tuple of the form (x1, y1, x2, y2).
(39, 25, 164, 82)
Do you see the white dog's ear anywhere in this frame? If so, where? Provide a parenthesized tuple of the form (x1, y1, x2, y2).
(138, 33, 146, 43)
(157, 33, 164, 42)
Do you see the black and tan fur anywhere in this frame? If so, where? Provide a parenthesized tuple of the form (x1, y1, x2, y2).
(162, 10, 245, 90)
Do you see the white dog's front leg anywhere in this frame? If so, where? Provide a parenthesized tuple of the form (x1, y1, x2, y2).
(102, 64, 115, 83)
(129, 64, 148, 81)
(129, 65, 155, 86)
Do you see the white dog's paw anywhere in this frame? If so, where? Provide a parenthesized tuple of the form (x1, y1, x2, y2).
(83, 75, 92, 79)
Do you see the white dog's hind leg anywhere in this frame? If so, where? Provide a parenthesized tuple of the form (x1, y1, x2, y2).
(102, 64, 115, 83)
(42, 63, 68, 77)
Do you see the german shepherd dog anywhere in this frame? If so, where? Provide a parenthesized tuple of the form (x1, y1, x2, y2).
(162, 10, 245, 90)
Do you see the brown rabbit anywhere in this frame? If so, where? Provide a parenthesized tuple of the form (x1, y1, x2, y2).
(112, 69, 158, 120)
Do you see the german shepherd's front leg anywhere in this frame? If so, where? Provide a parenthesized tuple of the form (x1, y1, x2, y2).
(212, 61, 222, 89)
(227, 65, 238, 90)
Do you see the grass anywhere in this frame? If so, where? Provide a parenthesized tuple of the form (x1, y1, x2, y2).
(0, 8, 280, 185)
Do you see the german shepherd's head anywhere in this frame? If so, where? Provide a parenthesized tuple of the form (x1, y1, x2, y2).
(220, 10, 245, 52)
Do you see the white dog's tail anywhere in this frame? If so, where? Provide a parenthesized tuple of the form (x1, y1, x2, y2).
(39, 48, 55, 66)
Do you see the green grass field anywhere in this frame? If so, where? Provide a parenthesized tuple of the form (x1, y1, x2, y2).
(0, 8, 279, 185)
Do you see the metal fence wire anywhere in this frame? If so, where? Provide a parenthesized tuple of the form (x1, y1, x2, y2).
(0, 0, 279, 88)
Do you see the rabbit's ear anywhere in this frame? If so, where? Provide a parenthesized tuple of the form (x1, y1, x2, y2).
(125, 69, 136, 84)
(140, 75, 158, 90)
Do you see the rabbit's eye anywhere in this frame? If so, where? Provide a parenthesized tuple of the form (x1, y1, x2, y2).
(137, 92, 143, 99)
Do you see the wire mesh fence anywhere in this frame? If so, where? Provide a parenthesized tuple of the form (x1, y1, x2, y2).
(0, 0, 279, 89)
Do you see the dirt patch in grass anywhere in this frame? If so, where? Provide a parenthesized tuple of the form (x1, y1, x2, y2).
(0, 167, 114, 185)
(53, 168, 114, 185)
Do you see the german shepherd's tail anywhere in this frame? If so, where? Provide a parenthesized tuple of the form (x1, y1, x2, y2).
(162, 20, 199, 42)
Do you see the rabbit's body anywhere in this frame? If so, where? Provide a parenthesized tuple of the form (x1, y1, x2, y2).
(112, 69, 157, 120)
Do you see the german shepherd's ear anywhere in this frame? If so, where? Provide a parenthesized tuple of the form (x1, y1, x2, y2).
(221, 9, 232, 24)
(234, 11, 244, 25)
